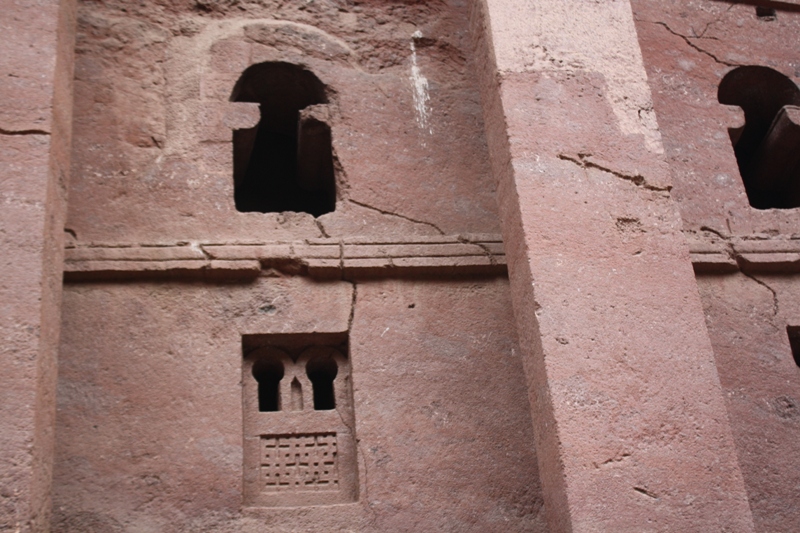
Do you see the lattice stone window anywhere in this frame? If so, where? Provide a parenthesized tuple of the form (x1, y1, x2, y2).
(261, 433, 339, 493)
(242, 335, 358, 507)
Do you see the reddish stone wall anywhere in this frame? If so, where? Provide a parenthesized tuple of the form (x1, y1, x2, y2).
(45, 0, 799, 529)
(633, 1, 800, 531)
(632, 0, 800, 236)
(66, 0, 499, 244)
(470, 0, 754, 529)
(698, 273, 800, 532)
(53, 278, 545, 532)
(53, 0, 547, 530)
(0, 1, 77, 530)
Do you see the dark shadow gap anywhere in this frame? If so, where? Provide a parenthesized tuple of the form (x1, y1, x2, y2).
(788, 326, 800, 368)
(719, 66, 800, 209)
(252, 357, 284, 412)
(231, 62, 335, 216)
(307, 357, 338, 410)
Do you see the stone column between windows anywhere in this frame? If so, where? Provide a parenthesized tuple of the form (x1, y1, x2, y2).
(0, 0, 77, 531)
(470, 0, 755, 531)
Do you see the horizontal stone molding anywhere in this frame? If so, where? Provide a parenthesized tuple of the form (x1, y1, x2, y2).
(63, 235, 507, 281)
(686, 234, 800, 274)
(63, 233, 800, 281)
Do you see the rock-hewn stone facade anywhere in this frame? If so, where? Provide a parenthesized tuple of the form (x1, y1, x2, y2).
(2, 0, 799, 531)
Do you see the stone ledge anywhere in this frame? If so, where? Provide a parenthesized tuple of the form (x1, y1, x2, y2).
(737, 253, 800, 273)
(63, 235, 800, 280)
(686, 234, 800, 274)
(690, 251, 800, 274)
(689, 253, 739, 274)
(63, 259, 262, 281)
(730, 237, 800, 254)
(64, 236, 507, 281)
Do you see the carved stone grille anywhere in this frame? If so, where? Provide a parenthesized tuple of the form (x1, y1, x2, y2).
(261, 433, 339, 492)
(243, 340, 357, 506)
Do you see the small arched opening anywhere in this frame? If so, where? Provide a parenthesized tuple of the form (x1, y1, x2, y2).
(252, 357, 285, 412)
(306, 356, 338, 410)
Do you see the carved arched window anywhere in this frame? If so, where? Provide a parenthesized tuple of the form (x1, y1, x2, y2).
(719, 66, 800, 209)
(231, 62, 335, 216)
(251, 355, 285, 412)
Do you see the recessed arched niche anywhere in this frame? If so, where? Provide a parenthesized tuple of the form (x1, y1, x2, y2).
(719, 66, 800, 209)
(241, 335, 357, 507)
(230, 62, 336, 217)
(252, 356, 285, 412)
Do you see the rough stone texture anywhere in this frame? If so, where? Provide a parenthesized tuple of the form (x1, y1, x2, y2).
(53, 277, 546, 532)
(62, 236, 508, 280)
(697, 273, 800, 533)
(3, 0, 797, 530)
(632, 0, 800, 236)
(471, 0, 754, 530)
(0, 0, 77, 531)
(65, 0, 500, 244)
(50, 4, 549, 528)
(632, 3, 800, 531)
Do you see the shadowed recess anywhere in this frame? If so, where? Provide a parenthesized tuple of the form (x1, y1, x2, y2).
(719, 66, 800, 209)
(231, 62, 335, 216)
(306, 356, 337, 410)
(788, 326, 800, 368)
(252, 357, 285, 412)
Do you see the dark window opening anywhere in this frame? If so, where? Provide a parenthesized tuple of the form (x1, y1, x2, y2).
(231, 62, 335, 216)
(756, 7, 777, 20)
(718, 66, 800, 209)
(306, 357, 338, 410)
(252, 357, 285, 412)
(788, 326, 800, 367)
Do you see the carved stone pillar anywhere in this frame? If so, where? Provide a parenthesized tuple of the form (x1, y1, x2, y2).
(470, 0, 756, 530)
(0, 0, 77, 530)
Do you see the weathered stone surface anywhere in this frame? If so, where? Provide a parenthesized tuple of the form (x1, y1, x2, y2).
(691, 252, 739, 273)
(739, 253, 800, 273)
(634, 4, 800, 529)
(0, 1, 60, 132)
(2, 0, 797, 530)
(64, 237, 509, 280)
(471, 0, 754, 530)
(66, 245, 207, 262)
(698, 273, 800, 533)
(53, 277, 546, 532)
(0, 1, 77, 531)
(64, 0, 501, 244)
(632, 0, 800, 236)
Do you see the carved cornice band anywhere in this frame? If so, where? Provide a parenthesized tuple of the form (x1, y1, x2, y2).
(63, 233, 800, 281)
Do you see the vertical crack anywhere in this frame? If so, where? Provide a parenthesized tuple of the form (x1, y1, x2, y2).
(698, 226, 736, 262)
(341, 280, 375, 524)
(315, 218, 330, 238)
(742, 271, 779, 316)
(692, 3, 735, 38)
(458, 235, 497, 265)
(347, 281, 358, 332)
(195, 242, 211, 260)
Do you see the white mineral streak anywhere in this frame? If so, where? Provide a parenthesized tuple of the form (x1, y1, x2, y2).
(410, 30, 432, 135)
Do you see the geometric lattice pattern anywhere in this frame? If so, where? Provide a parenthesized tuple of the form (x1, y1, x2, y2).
(261, 433, 339, 492)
